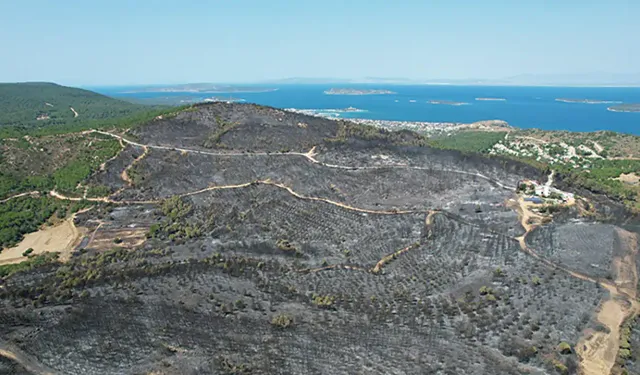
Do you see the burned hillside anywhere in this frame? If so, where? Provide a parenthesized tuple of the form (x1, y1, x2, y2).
(1, 103, 639, 375)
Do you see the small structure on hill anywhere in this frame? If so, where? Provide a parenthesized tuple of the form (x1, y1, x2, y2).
(524, 197, 544, 204)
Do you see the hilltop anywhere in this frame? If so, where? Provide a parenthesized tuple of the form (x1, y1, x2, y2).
(0, 101, 638, 375)
(0, 82, 155, 131)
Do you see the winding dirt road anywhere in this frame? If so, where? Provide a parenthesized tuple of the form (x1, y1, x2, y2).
(92, 130, 516, 191)
(0, 191, 40, 204)
(5, 129, 638, 375)
(513, 181, 639, 375)
(0, 343, 57, 375)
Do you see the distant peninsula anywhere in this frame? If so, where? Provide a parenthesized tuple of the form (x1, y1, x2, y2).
(608, 104, 640, 113)
(427, 100, 469, 106)
(475, 97, 506, 101)
(203, 97, 245, 103)
(555, 98, 621, 104)
(122, 84, 277, 94)
(324, 88, 396, 95)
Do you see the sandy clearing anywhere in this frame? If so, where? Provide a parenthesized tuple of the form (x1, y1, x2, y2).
(576, 229, 639, 375)
(615, 173, 640, 185)
(0, 216, 86, 265)
(512, 189, 637, 375)
(591, 141, 604, 153)
(88, 228, 148, 250)
(70, 107, 78, 117)
(577, 299, 629, 375)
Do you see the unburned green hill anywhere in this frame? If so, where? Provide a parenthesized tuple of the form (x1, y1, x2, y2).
(0, 82, 150, 129)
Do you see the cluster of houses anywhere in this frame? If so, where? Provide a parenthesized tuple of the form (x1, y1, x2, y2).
(518, 179, 574, 205)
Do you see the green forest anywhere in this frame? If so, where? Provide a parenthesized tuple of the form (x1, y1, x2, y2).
(559, 159, 640, 210)
(0, 196, 91, 249)
(0, 82, 147, 128)
(0, 133, 122, 199)
(0, 82, 187, 139)
(428, 131, 508, 153)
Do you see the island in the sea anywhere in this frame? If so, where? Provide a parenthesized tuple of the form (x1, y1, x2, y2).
(122, 83, 278, 94)
(556, 98, 622, 104)
(324, 88, 396, 95)
(428, 100, 469, 106)
(476, 97, 506, 101)
(608, 103, 640, 113)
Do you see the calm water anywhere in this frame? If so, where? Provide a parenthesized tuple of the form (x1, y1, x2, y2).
(93, 84, 640, 135)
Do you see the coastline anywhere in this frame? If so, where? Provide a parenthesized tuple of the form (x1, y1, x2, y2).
(427, 100, 469, 106)
(556, 98, 622, 104)
(286, 108, 510, 134)
(607, 108, 640, 113)
(324, 88, 396, 95)
(120, 88, 279, 94)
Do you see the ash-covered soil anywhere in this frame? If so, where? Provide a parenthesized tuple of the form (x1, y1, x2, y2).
(1, 103, 638, 375)
(526, 222, 618, 279)
(115, 148, 512, 212)
(89, 143, 144, 192)
(134, 103, 339, 152)
(0, 355, 31, 375)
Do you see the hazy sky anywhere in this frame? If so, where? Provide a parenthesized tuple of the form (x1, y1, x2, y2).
(1, 0, 638, 85)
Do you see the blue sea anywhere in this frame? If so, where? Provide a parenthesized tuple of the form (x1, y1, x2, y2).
(93, 85, 640, 135)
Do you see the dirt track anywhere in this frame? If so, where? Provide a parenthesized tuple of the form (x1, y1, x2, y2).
(3, 123, 638, 374)
(93, 130, 516, 191)
(514, 187, 640, 375)
(120, 145, 149, 186)
(0, 342, 57, 375)
(0, 191, 39, 203)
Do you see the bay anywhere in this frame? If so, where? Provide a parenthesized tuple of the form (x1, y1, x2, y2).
(93, 84, 640, 135)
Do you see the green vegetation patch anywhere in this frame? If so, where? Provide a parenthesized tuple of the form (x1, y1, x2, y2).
(52, 137, 121, 194)
(328, 121, 428, 146)
(516, 129, 640, 159)
(0, 196, 91, 249)
(0, 132, 122, 198)
(148, 196, 202, 241)
(428, 131, 507, 153)
(0, 83, 191, 139)
(559, 159, 640, 209)
(0, 252, 60, 278)
(0, 82, 146, 129)
(270, 313, 294, 328)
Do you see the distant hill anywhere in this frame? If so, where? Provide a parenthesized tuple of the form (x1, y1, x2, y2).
(119, 83, 277, 94)
(268, 73, 640, 86)
(0, 82, 151, 129)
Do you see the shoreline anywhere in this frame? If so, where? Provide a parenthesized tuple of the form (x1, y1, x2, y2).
(120, 88, 279, 94)
(556, 98, 622, 104)
(427, 100, 469, 106)
(285, 108, 510, 133)
(607, 108, 640, 113)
